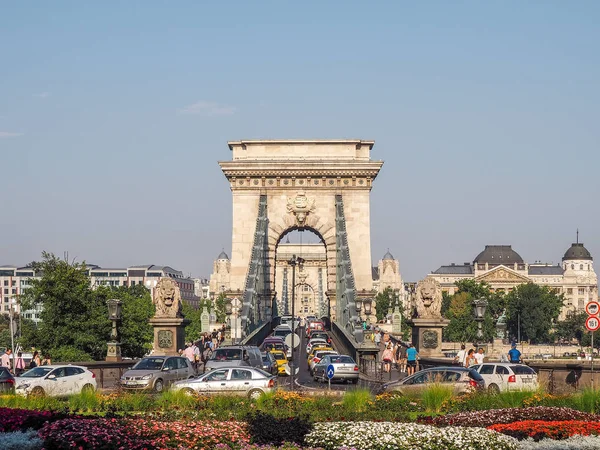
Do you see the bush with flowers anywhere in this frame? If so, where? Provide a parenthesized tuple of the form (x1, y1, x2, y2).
(305, 421, 519, 450)
(427, 406, 600, 428)
(518, 435, 600, 449)
(489, 420, 600, 441)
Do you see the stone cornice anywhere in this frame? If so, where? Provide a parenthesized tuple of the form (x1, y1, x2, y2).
(227, 139, 375, 149)
(219, 160, 383, 179)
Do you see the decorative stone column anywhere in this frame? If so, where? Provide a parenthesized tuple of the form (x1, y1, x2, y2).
(150, 277, 190, 356)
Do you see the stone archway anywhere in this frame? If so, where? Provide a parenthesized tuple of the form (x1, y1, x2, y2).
(219, 140, 383, 323)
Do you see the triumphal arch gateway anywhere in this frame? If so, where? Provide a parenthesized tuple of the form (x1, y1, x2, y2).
(218, 140, 383, 337)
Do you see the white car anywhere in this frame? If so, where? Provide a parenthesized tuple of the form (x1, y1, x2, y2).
(15, 365, 97, 397)
(470, 363, 538, 393)
(308, 350, 338, 373)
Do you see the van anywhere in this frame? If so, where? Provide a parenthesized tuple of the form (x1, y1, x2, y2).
(204, 346, 263, 371)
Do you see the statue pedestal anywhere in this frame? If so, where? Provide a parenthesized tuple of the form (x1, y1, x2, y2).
(409, 318, 450, 358)
(149, 317, 190, 356)
(106, 342, 122, 362)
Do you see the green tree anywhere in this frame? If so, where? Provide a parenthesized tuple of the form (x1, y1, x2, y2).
(552, 312, 589, 347)
(505, 283, 564, 344)
(214, 293, 228, 323)
(374, 287, 392, 322)
(182, 301, 208, 342)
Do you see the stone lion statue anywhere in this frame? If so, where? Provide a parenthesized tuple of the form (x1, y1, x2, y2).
(153, 277, 183, 318)
(414, 277, 443, 319)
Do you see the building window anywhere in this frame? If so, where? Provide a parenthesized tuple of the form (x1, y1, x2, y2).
(11, 281, 16, 287)
(571, 264, 575, 270)
(3, 289, 7, 295)
(579, 299, 585, 310)
(580, 264, 584, 270)
(578, 288, 585, 295)
(11, 289, 16, 295)
(567, 288, 573, 295)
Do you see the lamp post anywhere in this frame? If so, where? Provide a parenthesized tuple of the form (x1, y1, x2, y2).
(363, 298, 372, 323)
(288, 254, 304, 391)
(9, 299, 16, 369)
(472, 298, 488, 352)
(224, 298, 233, 343)
(106, 299, 123, 362)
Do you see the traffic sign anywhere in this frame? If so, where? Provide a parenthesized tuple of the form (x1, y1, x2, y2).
(586, 316, 600, 332)
(326, 364, 335, 380)
(285, 333, 301, 349)
(587, 301, 600, 317)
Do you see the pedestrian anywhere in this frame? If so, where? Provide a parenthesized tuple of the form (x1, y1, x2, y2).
(474, 347, 485, 365)
(508, 343, 522, 363)
(183, 342, 195, 364)
(465, 349, 477, 367)
(41, 354, 52, 366)
(453, 344, 467, 367)
(1, 349, 12, 373)
(374, 330, 382, 346)
(14, 352, 26, 376)
(30, 351, 41, 369)
(395, 343, 407, 373)
(382, 343, 394, 373)
(406, 344, 418, 376)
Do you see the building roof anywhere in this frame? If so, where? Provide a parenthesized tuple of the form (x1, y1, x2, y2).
(218, 250, 230, 260)
(382, 250, 394, 261)
(474, 245, 524, 264)
(528, 265, 564, 275)
(562, 243, 593, 261)
(432, 264, 473, 275)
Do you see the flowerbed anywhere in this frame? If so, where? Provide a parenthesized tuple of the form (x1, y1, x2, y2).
(38, 418, 250, 449)
(489, 420, 600, 441)
(305, 422, 518, 450)
(518, 435, 600, 449)
(427, 407, 600, 428)
(0, 407, 64, 433)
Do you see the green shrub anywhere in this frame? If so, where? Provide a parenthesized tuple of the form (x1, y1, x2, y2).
(342, 388, 372, 413)
(51, 346, 92, 363)
(421, 383, 454, 413)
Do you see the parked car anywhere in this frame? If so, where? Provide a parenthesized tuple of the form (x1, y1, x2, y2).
(379, 367, 485, 396)
(15, 365, 96, 397)
(120, 356, 195, 392)
(0, 367, 15, 394)
(205, 346, 263, 372)
(172, 367, 276, 399)
(470, 363, 539, 393)
(308, 349, 338, 374)
(261, 352, 278, 375)
(313, 354, 359, 384)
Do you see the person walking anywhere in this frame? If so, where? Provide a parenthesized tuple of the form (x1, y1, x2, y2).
(30, 351, 41, 369)
(508, 343, 522, 363)
(382, 343, 394, 373)
(474, 347, 485, 365)
(406, 344, 418, 376)
(1, 349, 12, 373)
(41, 354, 52, 366)
(453, 344, 467, 367)
(14, 352, 26, 376)
(395, 343, 407, 373)
(374, 329, 382, 347)
(465, 349, 477, 367)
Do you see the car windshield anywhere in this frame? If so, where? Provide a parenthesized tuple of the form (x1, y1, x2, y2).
(132, 358, 165, 370)
(210, 349, 242, 361)
(272, 351, 286, 360)
(329, 356, 354, 364)
(253, 368, 271, 378)
(20, 367, 53, 378)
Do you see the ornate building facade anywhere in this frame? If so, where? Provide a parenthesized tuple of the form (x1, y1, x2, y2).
(429, 242, 598, 319)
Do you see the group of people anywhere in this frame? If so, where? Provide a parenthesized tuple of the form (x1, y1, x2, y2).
(453, 344, 486, 367)
(0, 349, 52, 376)
(178, 325, 228, 373)
(372, 328, 420, 377)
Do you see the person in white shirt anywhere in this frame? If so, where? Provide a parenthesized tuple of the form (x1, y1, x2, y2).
(474, 347, 485, 365)
(0, 349, 12, 372)
(453, 344, 467, 367)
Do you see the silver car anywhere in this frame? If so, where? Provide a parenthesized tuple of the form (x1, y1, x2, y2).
(120, 356, 195, 392)
(172, 366, 277, 399)
(313, 354, 359, 384)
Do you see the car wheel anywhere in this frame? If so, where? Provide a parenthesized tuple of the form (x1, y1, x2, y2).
(351, 378, 358, 385)
(154, 379, 164, 393)
(30, 386, 45, 397)
(488, 383, 500, 394)
(248, 389, 263, 400)
(182, 388, 196, 396)
(81, 383, 95, 394)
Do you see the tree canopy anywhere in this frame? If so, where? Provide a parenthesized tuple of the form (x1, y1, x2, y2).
(19, 252, 154, 361)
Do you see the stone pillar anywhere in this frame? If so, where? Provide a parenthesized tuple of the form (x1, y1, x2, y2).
(409, 318, 450, 358)
(149, 317, 190, 356)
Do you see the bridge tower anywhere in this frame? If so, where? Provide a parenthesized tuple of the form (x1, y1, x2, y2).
(219, 140, 383, 338)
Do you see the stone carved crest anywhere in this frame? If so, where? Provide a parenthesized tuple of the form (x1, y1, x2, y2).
(414, 277, 443, 319)
(287, 191, 316, 226)
(157, 330, 173, 348)
(422, 330, 439, 348)
(153, 277, 183, 318)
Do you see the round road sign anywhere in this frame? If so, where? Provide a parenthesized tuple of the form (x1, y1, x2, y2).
(586, 316, 600, 332)
(285, 333, 301, 349)
(326, 364, 335, 380)
(586, 301, 600, 317)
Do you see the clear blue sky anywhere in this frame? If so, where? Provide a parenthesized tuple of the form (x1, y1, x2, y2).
(1, 2, 599, 281)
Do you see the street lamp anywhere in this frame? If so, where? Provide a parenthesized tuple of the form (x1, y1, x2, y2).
(364, 298, 372, 317)
(106, 299, 122, 362)
(472, 298, 487, 350)
(288, 254, 304, 392)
